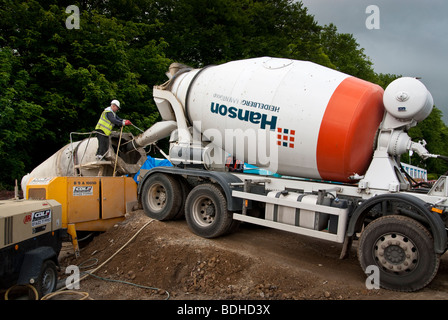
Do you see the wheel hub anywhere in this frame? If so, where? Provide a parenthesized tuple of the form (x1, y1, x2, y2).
(205, 202, 215, 216)
(157, 189, 167, 203)
(384, 245, 405, 263)
(148, 184, 166, 210)
(192, 197, 216, 226)
(375, 234, 418, 274)
(41, 269, 56, 294)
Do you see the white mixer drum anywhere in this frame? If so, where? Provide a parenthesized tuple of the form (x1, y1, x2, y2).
(170, 57, 385, 182)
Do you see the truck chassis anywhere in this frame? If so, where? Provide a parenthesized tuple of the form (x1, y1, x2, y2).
(138, 166, 448, 292)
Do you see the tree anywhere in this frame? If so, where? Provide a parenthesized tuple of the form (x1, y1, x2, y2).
(0, 49, 46, 188)
(406, 107, 448, 176)
(374, 72, 400, 90)
(319, 23, 377, 82)
(1, 0, 442, 188)
(0, 0, 170, 188)
(99, 0, 330, 67)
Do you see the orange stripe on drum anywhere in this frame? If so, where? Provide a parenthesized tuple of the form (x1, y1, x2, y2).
(316, 77, 385, 183)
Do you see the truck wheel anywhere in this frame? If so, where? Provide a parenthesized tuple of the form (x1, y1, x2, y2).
(33, 260, 58, 299)
(185, 184, 234, 238)
(141, 173, 182, 221)
(358, 215, 440, 292)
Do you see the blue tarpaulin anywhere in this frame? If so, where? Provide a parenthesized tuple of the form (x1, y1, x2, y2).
(133, 156, 281, 183)
(133, 156, 172, 183)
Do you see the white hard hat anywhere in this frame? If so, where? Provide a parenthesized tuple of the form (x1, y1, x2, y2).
(111, 99, 120, 108)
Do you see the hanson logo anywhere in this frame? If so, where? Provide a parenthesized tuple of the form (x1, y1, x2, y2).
(210, 102, 278, 131)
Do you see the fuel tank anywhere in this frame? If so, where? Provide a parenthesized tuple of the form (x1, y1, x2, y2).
(167, 57, 385, 182)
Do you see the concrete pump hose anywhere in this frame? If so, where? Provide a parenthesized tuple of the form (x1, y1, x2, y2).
(40, 219, 156, 300)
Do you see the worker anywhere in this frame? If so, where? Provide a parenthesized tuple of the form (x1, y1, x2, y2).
(95, 99, 132, 160)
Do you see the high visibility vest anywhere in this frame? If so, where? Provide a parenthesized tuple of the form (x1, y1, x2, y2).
(95, 110, 114, 136)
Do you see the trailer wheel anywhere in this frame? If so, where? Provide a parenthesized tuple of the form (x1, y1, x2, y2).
(141, 173, 182, 221)
(358, 215, 440, 292)
(33, 260, 58, 299)
(185, 184, 234, 238)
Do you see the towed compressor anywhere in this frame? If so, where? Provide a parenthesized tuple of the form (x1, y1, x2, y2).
(0, 199, 63, 299)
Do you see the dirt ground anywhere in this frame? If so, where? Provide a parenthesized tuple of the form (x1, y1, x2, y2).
(55, 209, 448, 301)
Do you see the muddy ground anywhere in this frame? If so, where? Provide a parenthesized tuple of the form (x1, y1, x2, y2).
(2, 187, 447, 304)
(55, 209, 448, 301)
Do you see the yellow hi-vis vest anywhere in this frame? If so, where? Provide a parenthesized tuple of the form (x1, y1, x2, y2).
(95, 110, 114, 136)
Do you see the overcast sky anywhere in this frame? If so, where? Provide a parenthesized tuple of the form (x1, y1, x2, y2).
(300, 0, 448, 124)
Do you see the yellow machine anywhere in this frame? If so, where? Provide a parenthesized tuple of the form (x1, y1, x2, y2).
(25, 176, 138, 257)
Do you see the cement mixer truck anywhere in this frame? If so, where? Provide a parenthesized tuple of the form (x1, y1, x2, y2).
(23, 57, 448, 292)
(136, 57, 448, 292)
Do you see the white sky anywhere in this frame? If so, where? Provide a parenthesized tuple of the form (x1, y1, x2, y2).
(300, 0, 448, 124)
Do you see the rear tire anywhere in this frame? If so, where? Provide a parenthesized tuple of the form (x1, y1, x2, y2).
(172, 177, 191, 220)
(141, 173, 182, 221)
(358, 215, 440, 292)
(185, 184, 235, 238)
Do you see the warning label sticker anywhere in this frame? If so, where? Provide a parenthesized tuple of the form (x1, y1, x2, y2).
(29, 177, 52, 185)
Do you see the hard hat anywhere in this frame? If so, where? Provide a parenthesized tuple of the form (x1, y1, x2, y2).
(111, 99, 121, 109)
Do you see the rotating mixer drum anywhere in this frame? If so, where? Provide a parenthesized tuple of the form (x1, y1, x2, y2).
(168, 57, 385, 182)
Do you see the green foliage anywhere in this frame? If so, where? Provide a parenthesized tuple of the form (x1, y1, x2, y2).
(0, 0, 446, 188)
(319, 24, 375, 81)
(406, 107, 448, 176)
(0, 0, 170, 187)
(0, 48, 47, 186)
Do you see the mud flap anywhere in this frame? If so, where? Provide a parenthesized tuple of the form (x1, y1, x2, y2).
(17, 247, 58, 286)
